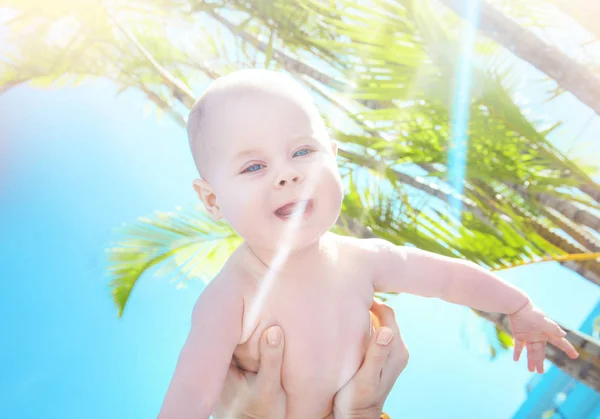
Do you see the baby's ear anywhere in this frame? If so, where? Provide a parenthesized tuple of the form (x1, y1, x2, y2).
(192, 179, 222, 220)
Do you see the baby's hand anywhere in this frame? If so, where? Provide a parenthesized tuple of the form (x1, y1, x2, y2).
(508, 300, 579, 373)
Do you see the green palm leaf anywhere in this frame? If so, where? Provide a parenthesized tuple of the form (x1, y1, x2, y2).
(107, 206, 241, 317)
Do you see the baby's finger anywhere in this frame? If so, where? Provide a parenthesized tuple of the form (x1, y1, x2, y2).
(515, 331, 545, 342)
(548, 335, 579, 359)
(543, 318, 567, 337)
(526, 343, 536, 372)
(513, 339, 525, 362)
(529, 341, 545, 373)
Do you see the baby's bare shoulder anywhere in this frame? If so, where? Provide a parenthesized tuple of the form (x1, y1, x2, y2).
(330, 233, 394, 276)
(200, 244, 256, 299)
(333, 233, 394, 259)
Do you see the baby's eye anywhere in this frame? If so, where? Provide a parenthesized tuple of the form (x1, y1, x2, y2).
(241, 163, 265, 174)
(293, 148, 313, 158)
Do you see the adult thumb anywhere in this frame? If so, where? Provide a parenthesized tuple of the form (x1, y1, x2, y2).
(256, 326, 285, 391)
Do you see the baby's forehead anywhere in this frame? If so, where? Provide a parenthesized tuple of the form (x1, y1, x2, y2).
(203, 89, 319, 148)
(204, 82, 309, 119)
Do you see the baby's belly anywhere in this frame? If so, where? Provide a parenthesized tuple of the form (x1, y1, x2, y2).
(233, 306, 372, 419)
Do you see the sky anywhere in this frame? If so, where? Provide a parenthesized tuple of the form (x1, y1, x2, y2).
(1, 4, 600, 419)
(1, 78, 599, 419)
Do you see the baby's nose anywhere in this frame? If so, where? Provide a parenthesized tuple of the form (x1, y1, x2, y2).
(275, 169, 304, 187)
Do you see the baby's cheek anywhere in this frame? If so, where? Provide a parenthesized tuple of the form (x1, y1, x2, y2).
(326, 169, 344, 208)
(219, 192, 257, 234)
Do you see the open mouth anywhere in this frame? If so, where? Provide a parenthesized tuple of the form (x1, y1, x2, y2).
(274, 199, 314, 220)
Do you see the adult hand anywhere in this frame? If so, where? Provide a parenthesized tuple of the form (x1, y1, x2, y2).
(332, 301, 409, 419)
(214, 301, 408, 419)
(212, 326, 286, 419)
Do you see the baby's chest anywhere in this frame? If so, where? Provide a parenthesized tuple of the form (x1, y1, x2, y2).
(234, 270, 374, 390)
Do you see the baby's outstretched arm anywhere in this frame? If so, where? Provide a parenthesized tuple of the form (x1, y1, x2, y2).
(366, 239, 529, 313)
(364, 239, 578, 372)
(158, 273, 244, 419)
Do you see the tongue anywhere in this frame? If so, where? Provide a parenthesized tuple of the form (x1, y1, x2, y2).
(276, 202, 305, 216)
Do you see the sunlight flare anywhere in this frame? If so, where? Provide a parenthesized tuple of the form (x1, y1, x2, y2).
(448, 0, 481, 219)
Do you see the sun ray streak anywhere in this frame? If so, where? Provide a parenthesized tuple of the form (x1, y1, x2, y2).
(224, 170, 320, 418)
(448, 0, 481, 219)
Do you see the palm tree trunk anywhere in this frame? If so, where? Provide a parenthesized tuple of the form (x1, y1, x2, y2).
(105, 7, 196, 108)
(0, 79, 28, 95)
(508, 183, 600, 236)
(138, 84, 187, 127)
(473, 180, 600, 286)
(409, 165, 600, 287)
(336, 148, 493, 226)
(208, 11, 345, 90)
(581, 184, 600, 206)
(438, 0, 600, 117)
(542, 208, 600, 253)
(208, 10, 395, 111)
(437, 0, 600, 210)
(338, 213, 600, 392)
(545, 0, 600, 39)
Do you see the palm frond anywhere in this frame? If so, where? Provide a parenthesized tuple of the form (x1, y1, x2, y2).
(106, 206, 241, 317)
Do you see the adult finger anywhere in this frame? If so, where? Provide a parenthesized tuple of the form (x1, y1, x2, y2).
(214, 360, 249, 419)
(370, 302, 409, 386)
(370, 301, 400, 335)
(255, 326, 285, 393)
(548, 335, 579, 359)
(380, 325, 409, 387)
(356, 326, 394, 387)
(223, 359, 244, 385)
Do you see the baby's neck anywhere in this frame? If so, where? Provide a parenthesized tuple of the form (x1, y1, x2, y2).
(246, 233, 337, 277)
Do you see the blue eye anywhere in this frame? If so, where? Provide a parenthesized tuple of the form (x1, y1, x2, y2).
(242, 163, 265, 173)
(293, 148, 313, 157)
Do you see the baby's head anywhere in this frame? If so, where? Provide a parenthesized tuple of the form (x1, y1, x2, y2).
(187, 69, 343, 251)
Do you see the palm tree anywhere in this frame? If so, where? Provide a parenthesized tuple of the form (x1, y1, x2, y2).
(544, 0, 600, 40)
(2, 0, 600, 391)
(440, 0, 600, 118)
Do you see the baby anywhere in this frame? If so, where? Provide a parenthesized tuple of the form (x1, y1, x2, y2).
(158, 69, 579, 419)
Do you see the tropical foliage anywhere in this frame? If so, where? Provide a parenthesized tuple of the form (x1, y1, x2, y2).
(2, 0, 600, 390)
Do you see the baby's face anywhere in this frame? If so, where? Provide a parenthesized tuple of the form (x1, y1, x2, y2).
(198, 92, 343, 251)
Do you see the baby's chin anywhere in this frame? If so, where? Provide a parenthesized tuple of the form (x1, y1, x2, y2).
(262, 226, 325, 251)
(242, 220, 331, 254)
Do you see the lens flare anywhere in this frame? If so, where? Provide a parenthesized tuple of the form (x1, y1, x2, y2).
(448, 0, 481, 219)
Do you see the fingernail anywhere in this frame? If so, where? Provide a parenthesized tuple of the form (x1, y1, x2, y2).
(267, 326, 282, 347)
(377, 327, 393, 345)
